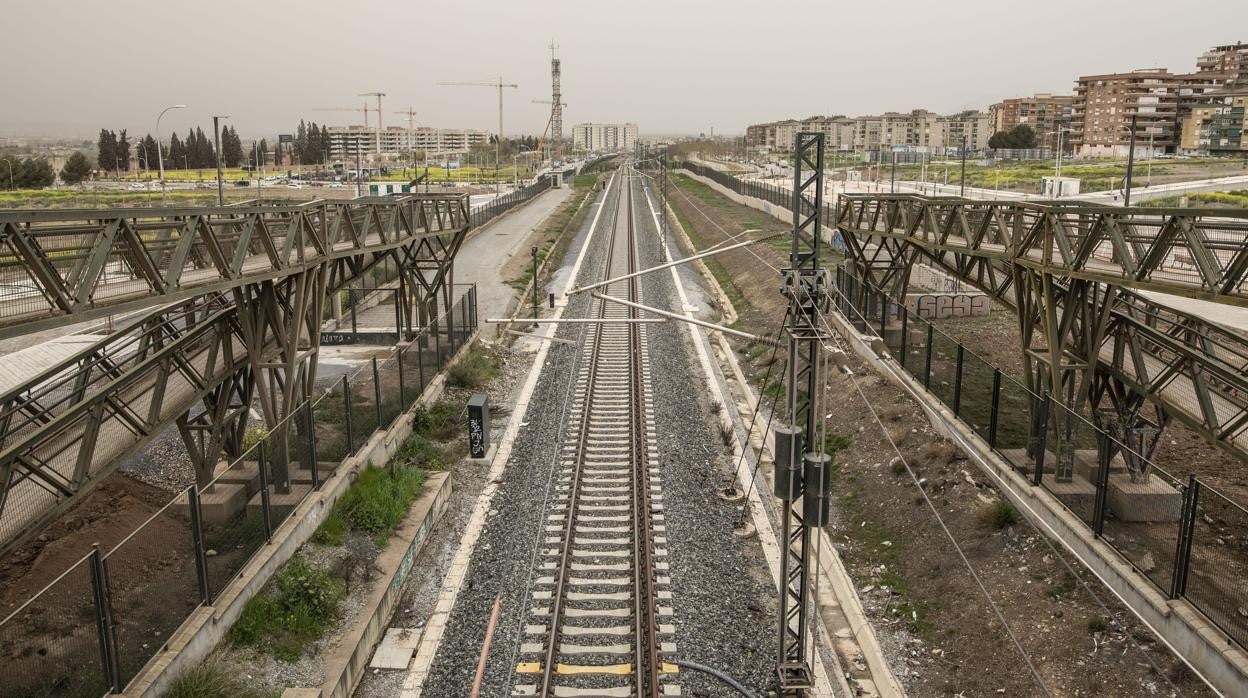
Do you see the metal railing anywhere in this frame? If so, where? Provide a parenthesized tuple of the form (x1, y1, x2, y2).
(834, 267, 1248, 652)
(0, 285, 478, 698)
(469, 166, 577, 228)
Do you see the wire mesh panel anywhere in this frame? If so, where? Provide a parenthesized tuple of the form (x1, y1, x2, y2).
(377, 355, 404, 429)
(202, 449, 271, 600)
(349, 371, 380, 448)
(314, 387, 350, 463)
(926, 330, 960, 409)
(1184, 485, 1248, 648)
(0, 554, 107, 698)
(957, 352, 997, 442)
(103, 489, 200, 688)
(1098, 458, 1183, 594)
(994, 375, 1035, 471)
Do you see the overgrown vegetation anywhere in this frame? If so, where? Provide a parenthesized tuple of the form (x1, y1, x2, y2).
(447, 344, 499, 389)
(333, 465, 426, 547)
(980, 499, 1021, 530)
(228, 556, 345, 661)
(1141, 188, 1248, 209)
(165, 661, 279, 698)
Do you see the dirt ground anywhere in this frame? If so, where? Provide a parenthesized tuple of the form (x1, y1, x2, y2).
(932, 309, 1248, 505)
(666, 173, 1213, 697)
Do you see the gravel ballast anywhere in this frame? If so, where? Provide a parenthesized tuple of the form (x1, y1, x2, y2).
(419, 170, 779, 696)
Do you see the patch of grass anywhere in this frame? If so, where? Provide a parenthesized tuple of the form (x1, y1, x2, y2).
(411, 400, 462, 441)
(979, 500, 1020, 530)
(1047, 572, 1078, 601)
(336, 465, 426, 546)
(892, 460, 908, 476)
(1087, 615, 1109, 635)
(228, 556, 344, 661)
(311, 509, 346, 546)
(165, 661, 279, 698)
(447, 345, 498, 389)
(822, 432, 852, 455)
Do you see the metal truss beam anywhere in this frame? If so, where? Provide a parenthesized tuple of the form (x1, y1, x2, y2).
(0, 194, 470, 341)
(836, 195, 1248, 468)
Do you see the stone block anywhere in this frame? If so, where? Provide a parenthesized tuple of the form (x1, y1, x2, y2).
(247, 483, 313, 517)
(1107, 472, 1182, 522)
(370, 627, 422, 670)
(215, 460, 261, 496)
(198, 483, 247, 525)
(1044, 475, 1097, 522)
(290, 461, 337, 486)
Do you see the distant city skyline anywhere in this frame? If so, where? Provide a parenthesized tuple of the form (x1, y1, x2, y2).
(3, 0, 1246, 140)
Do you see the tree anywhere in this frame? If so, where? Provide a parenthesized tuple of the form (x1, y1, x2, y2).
(988, 124, 1038, 150)
(60, 151, 93, 184)
(97, 129, 117, 174)
(117, 130, 131, 171)
(137, 134, 158, 172)
(168, 132, 184, 170)
(222, 126, 244, 167)
(8, 157, 55, 188)
(295, 120, 307, 164)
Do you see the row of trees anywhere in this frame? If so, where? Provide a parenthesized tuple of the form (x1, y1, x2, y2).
(97, 124, 252, 173)
(0, 155, 55, 188)
(988, 124, 1038, 150)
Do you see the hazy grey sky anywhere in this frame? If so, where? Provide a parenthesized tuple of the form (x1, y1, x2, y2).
(4, 0, 1246, 140)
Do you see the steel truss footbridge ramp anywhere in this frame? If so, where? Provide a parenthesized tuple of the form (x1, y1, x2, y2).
(0, 194, 470, 554)
(835, 194, 1248, 471)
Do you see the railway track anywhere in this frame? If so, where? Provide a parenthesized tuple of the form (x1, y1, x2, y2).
(515, 168, 677, 697)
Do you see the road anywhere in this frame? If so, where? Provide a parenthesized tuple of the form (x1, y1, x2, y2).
(454, 184, 575, 335)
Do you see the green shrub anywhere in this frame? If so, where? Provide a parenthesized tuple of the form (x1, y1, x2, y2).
(336, 465, 426, 545)
(228, 556, 344, 661)
(447, 346, 498, 389)
(311, 509, 346, 546)
(412, 400, 461, 441)
(165, 661, 276, 698)
(980, 500, 1020, 529)
(241, 425, 269, 453)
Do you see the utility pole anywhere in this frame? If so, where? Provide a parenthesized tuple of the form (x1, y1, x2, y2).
(660, 146, 669, 261)
(395, 107, 419, 178)
(959, 134, 968, 197)
(774, 131, 831, 696)
(355, 139, 363, 198)
(1124, 112, 1138, 208)
(437, 77, 517, 196)
(212, 115, 229, 206)
(890, 151, 897, 193)
(359, 92, 386, 164)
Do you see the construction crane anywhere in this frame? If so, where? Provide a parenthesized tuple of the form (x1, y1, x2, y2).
(437, 77, 517, 194)
(313, 104, 371, 164)
(532, 99, 569, 164)
(358, 92, 385, 162)
(394, 107, 420, 174)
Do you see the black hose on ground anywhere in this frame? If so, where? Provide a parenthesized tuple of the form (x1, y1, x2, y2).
(672, 659, 758, 698)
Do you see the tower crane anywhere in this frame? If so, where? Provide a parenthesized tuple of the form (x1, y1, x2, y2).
(358, 92, 386, 162)
(313, 104, 372, 164)
(437, 77, 517, 194)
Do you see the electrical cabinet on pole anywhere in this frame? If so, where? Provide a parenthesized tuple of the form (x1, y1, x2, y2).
(773, 132, 832, 695)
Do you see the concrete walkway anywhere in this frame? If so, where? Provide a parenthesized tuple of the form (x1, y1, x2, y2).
(455, 185, 575, 333)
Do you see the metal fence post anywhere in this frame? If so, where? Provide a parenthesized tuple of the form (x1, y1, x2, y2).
(397, 346, 407, 408)
(878, 293, 887, 338)
(1092, 434, 1111, 537)
(1171, 475, 1199, 598)
(988, 369, 1002, 448)
(257, 442, 273, 542)
(187, 486, 212, 604)
(89, 543, 121, 693)
(372, 357, 383, 428)
(393, 288, 402, 339)
(953, 345, 965, 415)
(305, 404, 320, 491)
(924, 324, 934, 389)
(1033, 395, 1050, 486)
(899, 304, 909, 369)
(342, 375, 355, 455)
(350, 293, 358, 334)
(417, 332, 427, 392)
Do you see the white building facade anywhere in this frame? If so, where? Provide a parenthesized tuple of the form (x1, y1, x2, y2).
(572, 123, 638, 152)
(326, 125, 492, 161)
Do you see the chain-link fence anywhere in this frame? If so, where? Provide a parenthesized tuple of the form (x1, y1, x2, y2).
(835, 267, 1248, 654)
(469, 166, 577, 228)
(0, 283, 478, 696)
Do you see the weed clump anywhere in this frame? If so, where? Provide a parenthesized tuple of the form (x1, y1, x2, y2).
(980, 500, 1020, 530)
(228, 556, 344, 661)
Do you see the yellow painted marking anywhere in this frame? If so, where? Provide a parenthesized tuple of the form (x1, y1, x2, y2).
(558, 662, 633, 675)
(516, 662, 542, 674)
(661, 662, 680, 674)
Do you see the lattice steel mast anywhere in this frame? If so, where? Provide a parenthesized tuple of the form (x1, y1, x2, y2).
(774, 132, 832, 694)
(550, 41, 563, 163)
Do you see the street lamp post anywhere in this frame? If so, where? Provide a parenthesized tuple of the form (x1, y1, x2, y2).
(1124, 113, 1138, 208)
(213, 115, 229, 206)
(1054, 127, 1072, 198)
(155, 104, 187, 205)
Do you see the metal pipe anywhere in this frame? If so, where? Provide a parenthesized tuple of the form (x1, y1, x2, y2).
(470, 595, 502, 698)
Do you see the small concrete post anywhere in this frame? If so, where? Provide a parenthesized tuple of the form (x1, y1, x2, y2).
(467, 393, 491, 459)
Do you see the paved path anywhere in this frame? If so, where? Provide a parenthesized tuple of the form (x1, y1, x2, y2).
(455, 185, 575, 334)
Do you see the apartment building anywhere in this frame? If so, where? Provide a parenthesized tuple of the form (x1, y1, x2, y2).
(1180, 86, 1248, 154)
(988, 93, 1075, 151)
(746, 109, 990, 153)
(572, 123, 638, 152)
(1197, 42, 1248, 85)
(325, 125, 491, 161)
(1070, 69, 1184, 157)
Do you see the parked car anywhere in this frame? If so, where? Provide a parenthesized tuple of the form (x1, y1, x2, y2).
(235, 179, 251, 187)
(287, 182, 303, 189)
